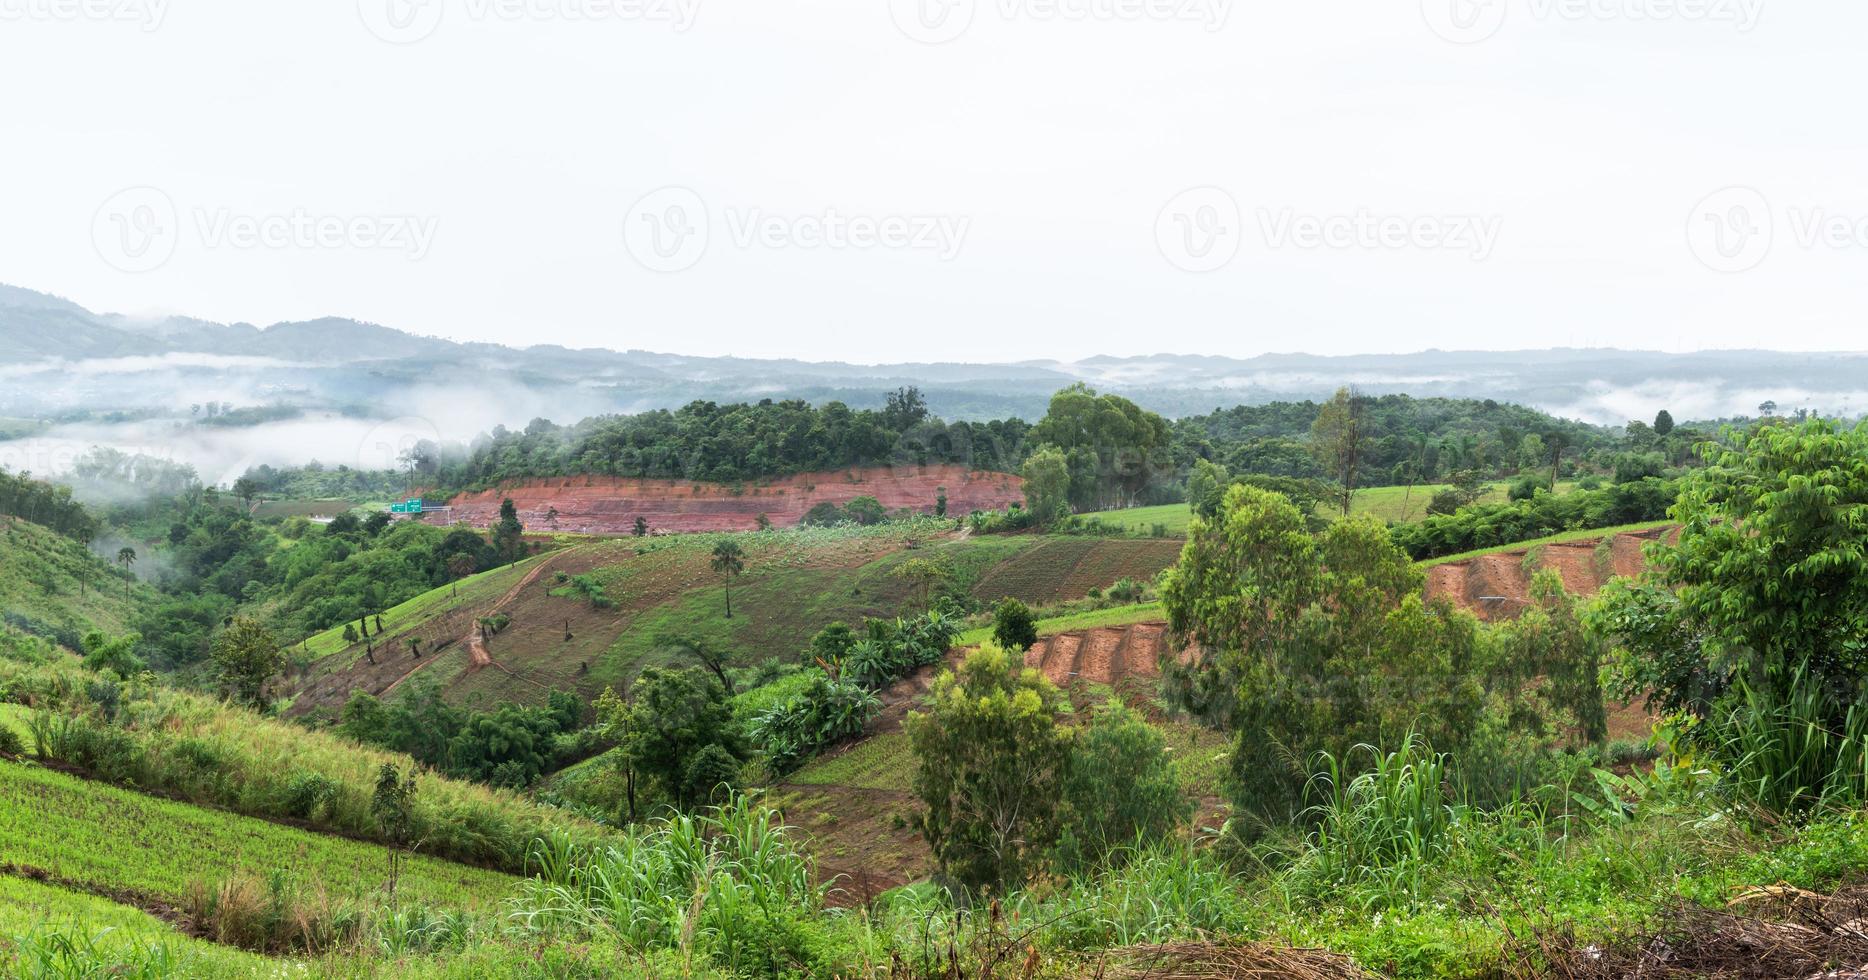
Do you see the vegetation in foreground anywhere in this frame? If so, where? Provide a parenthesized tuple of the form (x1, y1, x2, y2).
(4, 404, 1864, 977)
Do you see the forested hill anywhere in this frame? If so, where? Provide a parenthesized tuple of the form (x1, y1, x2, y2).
(235, 386, 1695, 511)
(1173, 394, 1628, 484)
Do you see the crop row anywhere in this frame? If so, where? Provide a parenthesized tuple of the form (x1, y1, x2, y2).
(0, 761, 519, 910)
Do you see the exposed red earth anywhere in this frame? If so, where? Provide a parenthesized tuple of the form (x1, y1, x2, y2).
(1012, 526, 1679, 692)
(1423, 525, 1676, 622)
(425, 465, 1023, 535)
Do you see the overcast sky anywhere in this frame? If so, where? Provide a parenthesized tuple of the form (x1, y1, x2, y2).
(2, 0, 1861, 363)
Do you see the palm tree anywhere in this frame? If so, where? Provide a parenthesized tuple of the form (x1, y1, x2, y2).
(710, 539, 745, 619)
(1546, 430, 1571, 491)
(115, 547, 136, 599)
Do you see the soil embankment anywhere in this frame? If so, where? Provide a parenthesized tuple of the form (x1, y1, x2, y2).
(427, 465, 1022, 535)
(1423, 525, 1675, 622)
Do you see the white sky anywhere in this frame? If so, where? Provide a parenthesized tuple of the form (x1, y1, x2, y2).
(2, 0, 1863, 363)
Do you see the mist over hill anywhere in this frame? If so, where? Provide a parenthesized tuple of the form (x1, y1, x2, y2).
(2, 282, 1861, 482)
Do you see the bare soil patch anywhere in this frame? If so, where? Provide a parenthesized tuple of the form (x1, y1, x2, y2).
(429, 465, 1022, 535)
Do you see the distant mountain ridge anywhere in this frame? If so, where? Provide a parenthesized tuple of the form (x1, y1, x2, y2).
(3, 282, 1864, 426)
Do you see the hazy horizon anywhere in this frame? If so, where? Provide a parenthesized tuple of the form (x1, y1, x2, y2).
(4, 2, 1863, 362)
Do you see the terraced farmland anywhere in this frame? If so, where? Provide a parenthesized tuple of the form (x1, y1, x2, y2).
(969, 538, 1182, 605)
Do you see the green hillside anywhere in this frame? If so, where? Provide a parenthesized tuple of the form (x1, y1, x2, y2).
(288, 522, 1186, 718)
(0, 516, 155, 643)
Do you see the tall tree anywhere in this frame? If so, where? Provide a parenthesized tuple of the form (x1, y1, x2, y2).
(1598, 419, 1868, 720)
(1020, 446, 1072, 526)
(598, 667, 745, 811)
(710, 539, 745, 618)
(491, 498, 525, 566)
(1545, 429, 1570, 491)
(907, 643, 1073, 893)
(1653, 409, 1675, 437)
(1028, 384, 1170, 509)
(370, 764, 418, 904)
(1310, 387, 1367, 517)
(211, 616, 285, 711)
(231, 476, 260, 512)
(1161, 483, 1485, 825)
(115, 546, 136, 599)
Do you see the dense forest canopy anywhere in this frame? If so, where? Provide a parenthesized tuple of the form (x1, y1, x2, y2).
(228, 387, 1717, 511)
(376, 390, 1032, 491)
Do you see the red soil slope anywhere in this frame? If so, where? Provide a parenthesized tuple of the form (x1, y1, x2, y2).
(1423, 525, 1675, 622)
(1004, 526, 1678, 690)
(427, 466, 1021, 535)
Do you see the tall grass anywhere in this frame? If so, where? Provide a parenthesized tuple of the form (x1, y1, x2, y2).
(1286, 736, 1468, 904)
(1713, 667, 1868, 813)
(510, 794, 854, 976)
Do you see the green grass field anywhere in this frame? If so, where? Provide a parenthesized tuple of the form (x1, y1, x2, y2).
(0, 762, 519, 911)
(1079, 481, 1581, 535)
(252, 498, 356, 519)
(299, 552, 550, 663)
(0, 874, 277, 979)
(1075, 503, 1195, 535)
(0, 517, 157, 640)
(957, 601, 1165, 647)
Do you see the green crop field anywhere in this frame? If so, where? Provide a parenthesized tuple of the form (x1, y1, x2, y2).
(792, 732, 916, 793)
(0, 762, 520, 911)
(0, 874, 277, 979)
(957, 600, 1165, 647)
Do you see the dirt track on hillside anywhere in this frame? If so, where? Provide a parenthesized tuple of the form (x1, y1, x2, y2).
(427, 465, 1022, 535)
